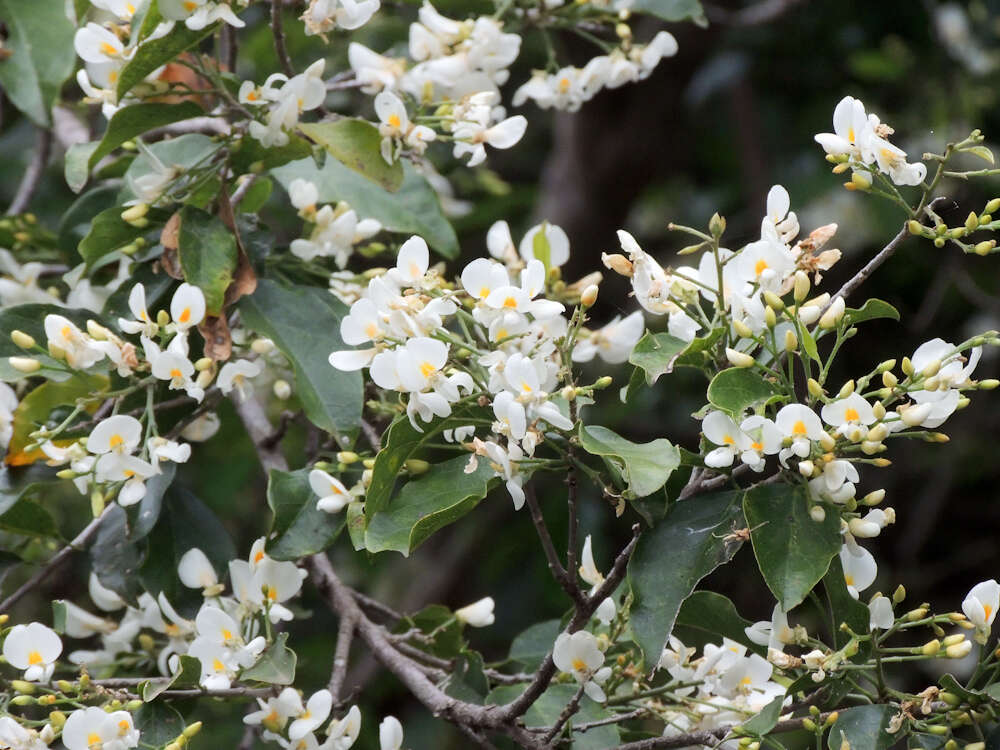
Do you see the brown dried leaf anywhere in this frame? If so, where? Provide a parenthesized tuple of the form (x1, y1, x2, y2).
(198, 315, 232, 362)
(160, 212, 184, 279)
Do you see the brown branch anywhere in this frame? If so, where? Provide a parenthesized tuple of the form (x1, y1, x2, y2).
(270, 0, 295, 77)
(524, 485, 585, 608)
(615, 710, 842, 750)
(7, 128, 52, 215)
(328, 612, 357, 703)
(565, 399, 580, 602)
(542, 681, 587, 744)
(0, 505, 113, 613)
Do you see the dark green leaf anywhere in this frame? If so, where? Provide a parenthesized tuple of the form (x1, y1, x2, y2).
(0, 499, 60, 538)
(273, 158, 459, 258)
(741, 695, 784, 736)
(628, 490, 745, 667)
(300, 120, 404, 192)
(231, 134, 313, 174)
(119, 134, 219, 205)
(241, 632, 296, 685)
(140, 654, 202, 701)
(488, 684, 620, 749)
(134, 702, 184, 745)
(509, 620, 560, 671)
(79, 205, 166, 269)
(0, 465, 59, 516)
(630, 0, 706, 24)
(139, 485, 236, 618)
(827, 705, 897, 750)
(238, 177, 273, 214)
(365, 456, 495, 556)
(707, 368, 783, 415)
(116, 22, 217, 99)
(578, 425, 679, 498)
(345, 500, 366, 551)
(628, 332, 689, 385)
(266, 468, 346, 560)
(177, 206, 238, 315)
(844, 299, 900, 327)
(0, 550, 24, 588)
(0, 0, 75, 126)
(65, 143, 100, 194)
(673, 591, 757, 652)
(444, 651, 489, 704)
(823, 556, 871, 656)
(59, 185, 119, 254)
(240, 279, 362, 440)
(744, 484, 840, 610)
(405, 604, 465, 659)
(91, 504, 144, 604)
(90, 102, 204, 173)
(127, 463, 176, 542)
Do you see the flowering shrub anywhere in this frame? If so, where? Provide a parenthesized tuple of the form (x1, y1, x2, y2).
(2, 1, 1000, 749)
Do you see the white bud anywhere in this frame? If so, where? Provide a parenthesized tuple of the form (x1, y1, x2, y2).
(726, 348, 755, 368)
(251, 338, 275, 355)
(273, 379, 291, 400)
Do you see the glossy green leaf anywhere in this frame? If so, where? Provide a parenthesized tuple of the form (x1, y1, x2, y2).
(630, 0, 705, 23)
(800, 324, 821, 363)
(488, 684, 620, 749)
(242, 632, 296, 685)
(266, 468, 346, 560)
(139, 485, 236, 618)
(629, 332, 689, 385)
(89, 102, 204, 174)
(365, 456, 495, 556)
(140, 654, 202, 701)
(116, 22, 217, 99)
(707, 367, 783, 415)
(134, 702, 184, 743)
(119, 134, 219, 206)
(127, 463, 176, 542)
(240, 279, 362, 440)
(1, 466, 58, 518)
(0, 305, 109, 382)
(444, 651, 489, 704)
(273, 158, 459, 258)
(238, 177, 273, 214)
(345, 500, 367, 551)
(673, 591, 757, 652)
(509, 619, 560, 671)
(65, 143, 100, 194)
(404, 604, 465, 658)
(364, 407, 487, 518)
(79, 205, 166, 269)
(827, 705, 897, 750)
(578, 424, 679, 498)
(741, 695, 784, 736)
(0, 499, 60, 538)
(91, 504, 144, 605)
(177, 206, 238, 315)
(628, 490, 745, 666)
(844, 298, 900, 327)
(744, 484, 840, 610)
(231, 134, 313, 174)
(299, 120, 404, 192)
(0, 0, 75, 126)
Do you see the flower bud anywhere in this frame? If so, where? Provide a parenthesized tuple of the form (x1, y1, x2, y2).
(974, 240, 996, 256)
(789, 271, 809, 303)
(8, 356, 40, 373)
(798, 460, 814, 478)
(678, 243, 707, 255)
(862, 489, 885, 506)
(763, 291, 784, 311)
(733, 320, 754, 339)
(183, 722, 203, 739)
(593, 376, 613, 389)
(601, 253, 633, 277)
(849, 171, 871, 190)
(965, 211, 980, 232)
(921, 639, 941, 656)
(860, 441, 882, 455)
(921, 358, 941, 377)
(764, 306, 777, 328)
(881, 371, 897, 388)
(91, 490, 105, 517)
(807, 378, 824, 399)
(273, 379, 291, 400)
(979, 379, 999, 390)
(139, 634, 155, 652)
(193, 357, 213, 372)
(11, 330, 35, 349)
(580, 284, 599, 308)
(121, 203, 149, 223)
(405, 459, 430, 475)
(809, 505, 826, 522)
(872, 457, 891, 467)
(709, 212, 726, 237)
(49, 711, 67, 729)
(10, 696, 35, 706)
(942, 634, 966, 647)
(867, 424, 889, 442)
(907, 219, 924, 235)
(11, 680, 36, 694)
(946, 640, 972, 659)
(195, 370, 213, 390)
(819, 297, 846, 329)
(802, 719, 818, 732)
(726, 348, 755, 368)
(784, 330, 798, 353)
(157, 309, 170, 327)
(900, 403, 932, 427)
(837, 379, 855, 398)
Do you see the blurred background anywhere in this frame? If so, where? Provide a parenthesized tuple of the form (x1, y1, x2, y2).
(4, 0, 1000, 746)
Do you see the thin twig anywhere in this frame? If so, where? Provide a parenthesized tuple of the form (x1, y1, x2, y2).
(524, 485, 585, 607)
(0, 506, 113, 613)
(564, 399, 580, 602)
(328, 612, 357, 703)
(360, 418, 383, 452)
(542, 681, 588, 744)
(568, 707, 650, 733)
(614, 710, 841, 750)
(270, 0, 295, 77)
(7, 129, 52, 215)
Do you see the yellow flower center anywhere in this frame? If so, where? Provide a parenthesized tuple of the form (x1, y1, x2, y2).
(388, 114, 401, 129)
(222, 629, 233, 641)
(844, 408, 859, 421)
(184, 0, 197, 10)
(88, 732, 102, 747)
(792, 420, 807, 435)
(212, 658, 225, 671)
(365, 322, 378, 338)
(571, 658, 587, 671)
(109, 434, 124, 449)
(722, 435, 735, 445)
(558, 78, 571, 94)
(118, 720, 131, 735)
(844, 574, 854, 586)
(27, 650, 43, 665)
(847, 127, 855, 143)
(985, 604, 993, 620)
(503, 296, 518, 308)
(751, 441, 763, 451)
(754, 259, 768, 276)
(178, 307, 191, 323)
(330, 482, 343, 495)
(254, 550, 266, 563)
(170, 368, 182, 379)
(61, 324, 72, 338)
(479, 286, 490, 298)
(419, 361, 436, 378)
(100, 42, 118, 56)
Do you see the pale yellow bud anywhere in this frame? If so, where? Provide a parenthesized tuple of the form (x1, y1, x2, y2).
(942, 634, 966, 647)
(764, 306, 777, 328)
(194, 357, 214, 371)
(838, 379, 855, 398)
(763, 291, 784, 311)
(11, 330, 35, 349)
(860, 441, 882, 455)
(946, 640, 972, 659)
(793, 271, 810, 303)
(183, 722, 203, 739)
(726, 348, 755, 368)
(195, 370, 213, 390)
(784, 330, 798, 353)
(120, 203, 149, 223)
(405, 459, 430, 475)
(907, 219, 924, 235)
(11, 680, 36, 694)
(979, 379, 1000, 390)
(807, 378, 824, 399)
(819, 297, 846, 329)
(921, 639, 941, 656)
(921, 359, 941, 377)
(862, 489, 885, 506)
(733, 320, 753, 339)
(49, 711, 67, 729)
(594, 376, 613, 389)
(818, 432, 836, 451)
(362, 458, 376, 469)
(882, 371, 897, 388)
(251, 338, 275, 355)
(581, 284, 599, 308)
(273, 379, 291, 400)
(86, 320, 109, 340)
(901, 357, 914, 376)
(872, 458, 891, 467)
(156, 310, 170, 327)
(8, 356, 40, 373)
(872, 401, 886, 420)
(809, 505, 826, 522)
(867, 424, 888, 442)
(798, 460, 814, 478)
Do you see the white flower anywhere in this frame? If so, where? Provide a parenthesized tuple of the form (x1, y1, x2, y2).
(89, 415, 143, 455)
(310, 469, 352, 513)
(160, 0, 245, 29)
(702, 411, 752, 469)
(578, 536, 616, 625)
(244, 687, 304, 731)
(118, 283, 159, 336)
(218, 360, 263, 398)
(89, 572, 125, 612)
(868, 594, 894, 630)
(325, 705, 362, 750)
(376, 91, 435, 163)
(289, 690, 333, 741)
(775, 404, 825, 464)
(63, 707, 139, 750)
(1, 383, 17, 450)
(2, 623, 62, 681)
(74, 23, 128, 64)
(821, 393, 876, 439)
(745, 604, 796, 653)
(553, 630, 606, 701)
(44, 314, 108, 369)
(379, 716, 403, 750)
(520, 223, 570, 268)
(348, 43, 406, 93)
(572, 311, 644, 365)
(178, 548, 219, 592)
(840, 543, 877, 599)
(452, 114, 527, 167)
(455, 597, 495, 627)
(0, 717, 47, 750)
(170, 283, 206, 331)
(962, 579, 1000, 629)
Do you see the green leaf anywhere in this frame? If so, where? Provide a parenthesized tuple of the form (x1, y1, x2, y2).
(127, 463, 176, 542)
(238, 177, 273, 214)
(827, 705, 897, 750)
(65, 143, 100, 194)
(707, 368, 783, 415)
(177, 206, 238, 315)
(140, 654, 202, 701)
(266, 469, 346, 560)
(509, 619, 560, 671)
(823, 556, 871, 655)
(673, 591, 757, 652)
(345, 500, 367, 551)
(139, 485, 236, 618)
(444, 651, 489, 704)
(741, 695, 784, 736)
(59, 184, 119, 254)
(844, 299, 900, 327)
(365, 456, 495, 556)
(134, 702, 184, 744)
(578, 425, 679, 498)
(364, 407, 488, 518)
(89, 102, 205, 175)
(51, 600, 68, 634)
(79, 205, 166, 269)
(629, 332, 690, 385)
(242, 632, 296, 685)
(5, 374, 110, 466)
(404, 604, 465, 658)
(120, 134, 219, 205)
(91, 504, 145, 604)
(627, 490, 745, 667)
(240, 279, 362, 440)
(0, 499, 60, 538)
(0, 0, 75, 126)
(116, 22, 217, 99)
(800, 324, 821, 363)
(299, 120, 404, 192)
(744, 484, 841, 610)
(488, 684, 620, 749)
(630, 0, 706, 24)
(273, 158, 459, 258)
(231, 134, 313, 174)
(0, 305, 107, 382)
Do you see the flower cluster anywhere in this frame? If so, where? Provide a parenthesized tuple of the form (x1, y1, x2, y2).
(288, 179, 382, 267)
